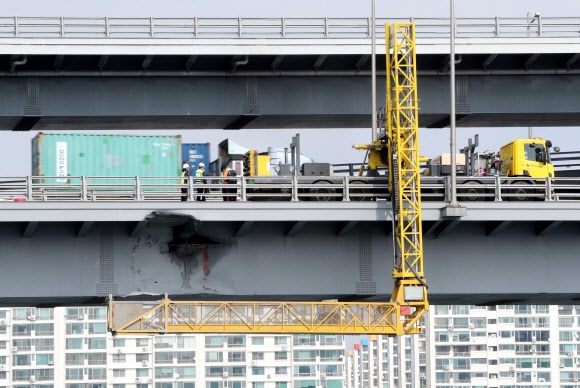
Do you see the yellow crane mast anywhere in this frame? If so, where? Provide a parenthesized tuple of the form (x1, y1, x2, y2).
(108, 23, 428, 336)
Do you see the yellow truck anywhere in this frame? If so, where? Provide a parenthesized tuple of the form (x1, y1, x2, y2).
(424, 137, 558, 201)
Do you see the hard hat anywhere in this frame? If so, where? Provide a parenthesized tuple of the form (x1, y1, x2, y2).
(199, 162, 205, 168)
(182, 163, 190, 169)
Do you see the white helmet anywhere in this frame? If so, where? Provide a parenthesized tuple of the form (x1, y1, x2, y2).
(182, 163, 190, 169)
(199, 162, 205, 168)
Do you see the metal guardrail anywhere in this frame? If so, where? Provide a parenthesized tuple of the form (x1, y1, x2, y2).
(0, 16, 578, 39)
(1, 175, 580, 202)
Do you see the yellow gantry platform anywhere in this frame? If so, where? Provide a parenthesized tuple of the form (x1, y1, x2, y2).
(108, 22, 428, 337)
(109, 298, 424, 335)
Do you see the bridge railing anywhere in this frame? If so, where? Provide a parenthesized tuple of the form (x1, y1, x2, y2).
(0, 16, 578, 39)
(1, 175, 580, 202)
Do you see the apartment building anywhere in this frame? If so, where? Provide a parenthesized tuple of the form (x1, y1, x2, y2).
(348, 304, 580, 388)
(0, 306, 346, 388)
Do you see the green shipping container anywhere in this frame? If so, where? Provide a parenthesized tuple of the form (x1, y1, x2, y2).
(32, 133, 182, 184)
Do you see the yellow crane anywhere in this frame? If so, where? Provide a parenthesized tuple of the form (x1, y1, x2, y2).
(108, 23, 428, 336)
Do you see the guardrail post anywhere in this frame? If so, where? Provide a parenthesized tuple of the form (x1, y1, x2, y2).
(240, 177, 246, 202)
(81, 176, 87, 201)
(281, 18, 286, 38)
(238, 17, 243, 38)
(14, 16, 18, 37)
(537, 16, 542, 37)
(193, 17, 198, 38)
(150, 17, 154, 38)
(105, 17, 109, 38)
(494, 175, 502, 201)
(444, 176, 451, 202)
(494, 17, 499, 37)
(343, 177, 350, 201)
(135, 176, 141, 201)
(188, 176, 194, 201)
(26, 176, 32, 201)
(60, 17, 65, 37)
(292, 176, 299, 202)
(545, 177, 552, 202)
(324, 17, 329, 38)
(366, 17, 371, 37)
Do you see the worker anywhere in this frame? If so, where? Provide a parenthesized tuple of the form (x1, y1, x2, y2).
(195, 162, 207, 202)
(180, 163, 190, 201)
(221, 164, 237, 201)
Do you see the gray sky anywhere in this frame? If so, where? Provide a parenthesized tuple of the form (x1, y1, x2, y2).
(1, 0, 578, 176)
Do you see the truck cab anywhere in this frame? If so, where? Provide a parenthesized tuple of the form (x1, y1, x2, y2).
(499, 138, 555, 178)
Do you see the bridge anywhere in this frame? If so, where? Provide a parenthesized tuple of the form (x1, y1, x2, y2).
(1, 176, 579, 307)
(1, 16, 580, 311)
(0, 16, 579, 131)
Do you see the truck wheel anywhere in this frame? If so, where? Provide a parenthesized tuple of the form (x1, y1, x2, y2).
(310, 181, 337, 202)
(509, 181, 532, 201)
(349, 181, 371, 201)
(459, 181, 485, 201)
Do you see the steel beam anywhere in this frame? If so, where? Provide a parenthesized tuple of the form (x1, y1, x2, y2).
(76, 221, 94, 238)
(234, 221, 254, 237)
(22, 221, 38, 238)
(313, 55, 327, 70)
(53, 55, 65, 71)
(286, 221, 306, 237)
(566, 53, 580, 69)
(482, 54, 498, 69)
(486, 220, 512, 237)
(337, 221, 358, 237)
(141, 55, 154, 71)
(535, 220, 562, 237)
(184, 55, 198, 71)
(270, 55, 285, 71)
(355, 54, 370, 70)
(524, 53, 540, 69)
(97, 55, 109, 72)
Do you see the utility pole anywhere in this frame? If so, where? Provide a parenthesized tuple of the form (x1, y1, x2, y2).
(371, 0, 377, 142)
(449, 0, 458, 207)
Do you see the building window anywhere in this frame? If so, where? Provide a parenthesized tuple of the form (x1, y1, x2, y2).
(252, 352, 264, 360)
(89, 338, 106, 349)
(275, 367, 287, 375)
(88, 322, 107, 334)
(156, 352, 174, 364)
(275, 351, 288, 360)
(206, 336, 225, 348)
(228, 336, 245, 347)
(66, 338, 83, 350)
(113, 369, 126, 377)
(253, 383, 264, 388)
(206, 352, 223, 363)
(136, 338, 149, 347)
(251, 337, 264, 346)
(113, 338, 125, 347)
(274, 337, 288, 345)
(252, 367, 265, 375)
(112, 354, 126, 363)
(136, 353, 149, 362)
(66, 323, 84, 335)
(36, 354, 53, 366)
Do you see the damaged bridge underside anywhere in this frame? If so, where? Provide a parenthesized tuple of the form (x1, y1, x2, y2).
(1, 201, 580, 307)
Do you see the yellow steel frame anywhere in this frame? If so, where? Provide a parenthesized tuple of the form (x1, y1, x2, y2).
(386, 23, 428, 334)
(109, 22, 428, 336)
(109, 299, 401, 334)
